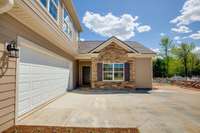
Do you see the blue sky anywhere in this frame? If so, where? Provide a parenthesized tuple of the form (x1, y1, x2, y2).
(73, 0, 200, 51)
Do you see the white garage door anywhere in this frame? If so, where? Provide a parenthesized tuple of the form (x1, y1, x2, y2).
(17, 38, 72, 116)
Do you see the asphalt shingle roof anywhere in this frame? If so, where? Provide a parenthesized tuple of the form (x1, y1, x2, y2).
(78, 40, 155, 54)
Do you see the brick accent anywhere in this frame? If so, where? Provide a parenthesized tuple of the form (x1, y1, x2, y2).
(91, 42, 136, 89)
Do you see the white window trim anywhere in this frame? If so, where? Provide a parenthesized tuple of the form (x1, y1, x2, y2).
(102, 63, 124, 82)
(62, 7, 73, 40)
(38, 0, 59, 24)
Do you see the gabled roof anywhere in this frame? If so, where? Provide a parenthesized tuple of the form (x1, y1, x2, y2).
(78, 37, 155, 54)
(88, 37, 139, 53)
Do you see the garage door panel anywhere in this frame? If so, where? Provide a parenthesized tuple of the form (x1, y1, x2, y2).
(18, 90, 30, 101)
(20, 47, 68, 68)
(18, 99, 32, 116)
(17, 45, 71, 117)
(19, 65, 30, 74)
(19, 74, 30, 82)
(18, 83, 30, 92)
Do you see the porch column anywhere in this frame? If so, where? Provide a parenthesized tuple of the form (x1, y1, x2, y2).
(128, 58, 136, 81)
(91, 57, 97, 88)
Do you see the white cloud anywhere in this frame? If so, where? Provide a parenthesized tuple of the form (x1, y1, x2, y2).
(150, 48, 160, 53)
(170, 0, 200, 26)
(137, 25, 151, 33)
(193, 46, 200, 52)
(160, 33, 165, 36)
(176, 40, 182, 44)
(82, 11, 150, 40)
(80, 38, 85, 41)
(193, 46, 200, 55)
(171, 26, 192, 33)
(182, 36, 189, 39)
(189, 31, 200, 40)
(174, 36, 180, 40)
(173, 36, 183, 44)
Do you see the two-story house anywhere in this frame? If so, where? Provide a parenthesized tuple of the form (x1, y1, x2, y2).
(0, 0, 155, 132)
(0, 0, 82, 132)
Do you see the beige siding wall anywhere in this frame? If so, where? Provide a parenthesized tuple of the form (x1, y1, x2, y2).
(0, 13, 77, 132)
(0, 43, 16, 132)
(135, 58, 153, 88)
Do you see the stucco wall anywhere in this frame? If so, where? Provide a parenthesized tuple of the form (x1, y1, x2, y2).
(91, 42, 136, 89)
(0, 13, 77, 132)
(135, 58, 153, 88)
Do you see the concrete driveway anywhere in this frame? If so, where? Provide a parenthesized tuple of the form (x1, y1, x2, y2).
(18, 85, 200, 133)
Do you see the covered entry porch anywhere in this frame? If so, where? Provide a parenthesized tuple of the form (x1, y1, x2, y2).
(78, 60, 92, 87)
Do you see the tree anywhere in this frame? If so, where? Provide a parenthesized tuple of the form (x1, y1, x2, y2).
(160, 36, 173, 77)
(190, 52, 200, 77)
(153, 58, 166, 77)
(172, 43, 195, 78)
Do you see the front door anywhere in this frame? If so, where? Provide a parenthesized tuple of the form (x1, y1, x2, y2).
(82, 66, 91, 85)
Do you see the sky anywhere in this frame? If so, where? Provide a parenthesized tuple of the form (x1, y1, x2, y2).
(73, 0, 200, 51)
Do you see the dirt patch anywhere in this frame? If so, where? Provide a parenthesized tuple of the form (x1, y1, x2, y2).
(153, 83, 200, 92)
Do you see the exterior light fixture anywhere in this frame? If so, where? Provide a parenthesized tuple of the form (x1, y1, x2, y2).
(5, 40, 19, 58)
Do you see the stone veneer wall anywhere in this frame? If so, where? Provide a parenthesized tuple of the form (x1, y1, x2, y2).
(91, 42, 136, 89)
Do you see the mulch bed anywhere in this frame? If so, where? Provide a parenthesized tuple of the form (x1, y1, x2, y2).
(3, 125, 139, 133)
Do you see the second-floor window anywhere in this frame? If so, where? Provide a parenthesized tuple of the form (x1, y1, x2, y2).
(40, 0, 59, 20)
(63, 8, 73, 39)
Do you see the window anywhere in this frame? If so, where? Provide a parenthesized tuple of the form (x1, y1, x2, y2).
(103, 63, 124, 81)
(40, 0, 47, 7)
(63, 8, 73, 38)
(39, 0, 59, 20)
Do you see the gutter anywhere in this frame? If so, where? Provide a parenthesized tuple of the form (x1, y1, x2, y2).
(0, 0, 14, 14)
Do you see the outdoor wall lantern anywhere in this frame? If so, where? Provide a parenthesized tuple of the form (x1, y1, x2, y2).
(5, 40, 19, 58)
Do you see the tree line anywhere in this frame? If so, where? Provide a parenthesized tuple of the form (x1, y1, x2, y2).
(153, 36, 200, 78)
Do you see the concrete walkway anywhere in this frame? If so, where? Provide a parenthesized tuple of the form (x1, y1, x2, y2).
(17, 85, 200, 133)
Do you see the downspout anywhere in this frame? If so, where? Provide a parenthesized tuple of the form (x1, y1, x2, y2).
(0, 0, 14, 14)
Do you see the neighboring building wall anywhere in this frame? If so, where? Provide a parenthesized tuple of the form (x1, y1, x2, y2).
(135, 58, 152, 88)
(91, 42, 136, 89)
(0, 13, 77, 132)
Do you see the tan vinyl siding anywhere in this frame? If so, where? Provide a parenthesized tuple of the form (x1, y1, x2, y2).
(0, 98, 15, 110)
(0, 105, 15, 117)
(0, 76, 16, 84)
(0, 48, 16, 132)
(0, 84, 16, 93)
(0, 91, 15, 101)
(0, 120, 14, 133)
(0, 69, 16, 76)
(0, 112, 15, 125)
